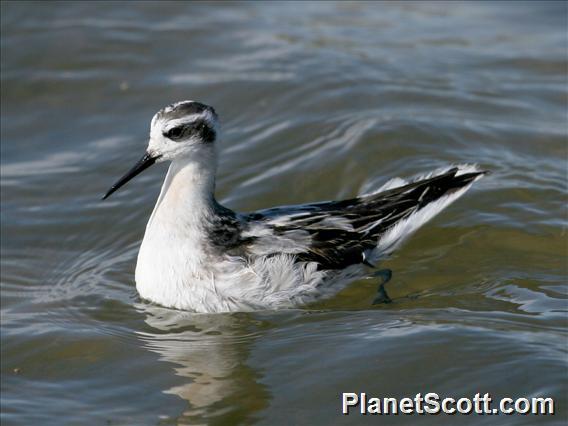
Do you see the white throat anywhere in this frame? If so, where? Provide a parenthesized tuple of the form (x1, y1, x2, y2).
(147, 153, 217, 230)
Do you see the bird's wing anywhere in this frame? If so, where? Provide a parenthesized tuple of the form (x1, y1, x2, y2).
(242, 166, 486, 270)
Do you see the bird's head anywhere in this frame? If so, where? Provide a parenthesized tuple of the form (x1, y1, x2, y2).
(103, 100, 219, 200)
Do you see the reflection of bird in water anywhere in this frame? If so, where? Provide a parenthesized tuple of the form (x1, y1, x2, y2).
(137, 305, 269, 422)
(104, 100, 486, 312)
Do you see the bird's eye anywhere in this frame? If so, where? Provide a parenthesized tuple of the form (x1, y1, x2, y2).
(165, 126, 184, 140)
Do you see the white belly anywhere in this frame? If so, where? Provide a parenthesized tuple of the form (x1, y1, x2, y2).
(134, 229, 355, 313)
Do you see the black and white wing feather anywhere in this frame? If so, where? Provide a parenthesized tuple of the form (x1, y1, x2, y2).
(242, 166, 486, 270)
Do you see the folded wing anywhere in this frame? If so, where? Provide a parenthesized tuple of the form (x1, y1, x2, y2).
(243, 166, 486, 270)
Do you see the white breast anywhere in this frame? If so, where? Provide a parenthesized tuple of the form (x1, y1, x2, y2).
(136, 228, 339, 312)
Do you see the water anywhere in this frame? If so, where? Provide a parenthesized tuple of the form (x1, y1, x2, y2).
(1, 1, 567, 425)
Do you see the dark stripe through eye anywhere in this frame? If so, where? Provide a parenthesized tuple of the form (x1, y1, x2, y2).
(199, 122, 216, 143)
(163, 120, 216, 143)
(165, 126, 185, 140)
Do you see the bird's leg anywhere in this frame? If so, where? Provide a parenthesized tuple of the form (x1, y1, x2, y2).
(372, 269, 393, 305)
(362, 259, 376, 268)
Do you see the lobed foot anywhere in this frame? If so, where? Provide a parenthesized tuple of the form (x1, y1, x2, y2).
(371, 269, 393, 305)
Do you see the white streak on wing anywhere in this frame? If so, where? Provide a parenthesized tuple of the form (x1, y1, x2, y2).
(265, 213, 308, 227)
(360, 215, 387, 234)
(266, 211, 355, 231)
(318, 216, 354, 231)
(242, 224, 311, 255)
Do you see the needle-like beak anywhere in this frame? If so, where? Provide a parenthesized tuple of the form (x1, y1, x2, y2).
(102, 152, 160, 200)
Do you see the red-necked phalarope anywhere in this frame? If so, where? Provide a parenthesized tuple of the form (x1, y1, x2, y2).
(103, 100, 486, 313)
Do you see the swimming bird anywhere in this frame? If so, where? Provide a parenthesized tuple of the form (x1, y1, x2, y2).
(103, 100, 486, 313)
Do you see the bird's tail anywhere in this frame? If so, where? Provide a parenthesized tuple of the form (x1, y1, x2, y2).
(369, 164, 487, 257)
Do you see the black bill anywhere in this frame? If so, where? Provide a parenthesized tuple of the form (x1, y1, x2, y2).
(102, 152, 160, 200)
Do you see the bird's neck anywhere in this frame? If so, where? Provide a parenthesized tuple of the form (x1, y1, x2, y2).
(147, 156, 218, 231)
(136, 155, 220, 304)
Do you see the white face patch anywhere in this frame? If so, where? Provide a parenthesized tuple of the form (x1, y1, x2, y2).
(147, 105, 218, 161)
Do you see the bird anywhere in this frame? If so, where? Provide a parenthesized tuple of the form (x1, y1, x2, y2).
(103, 100, 486, 313)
